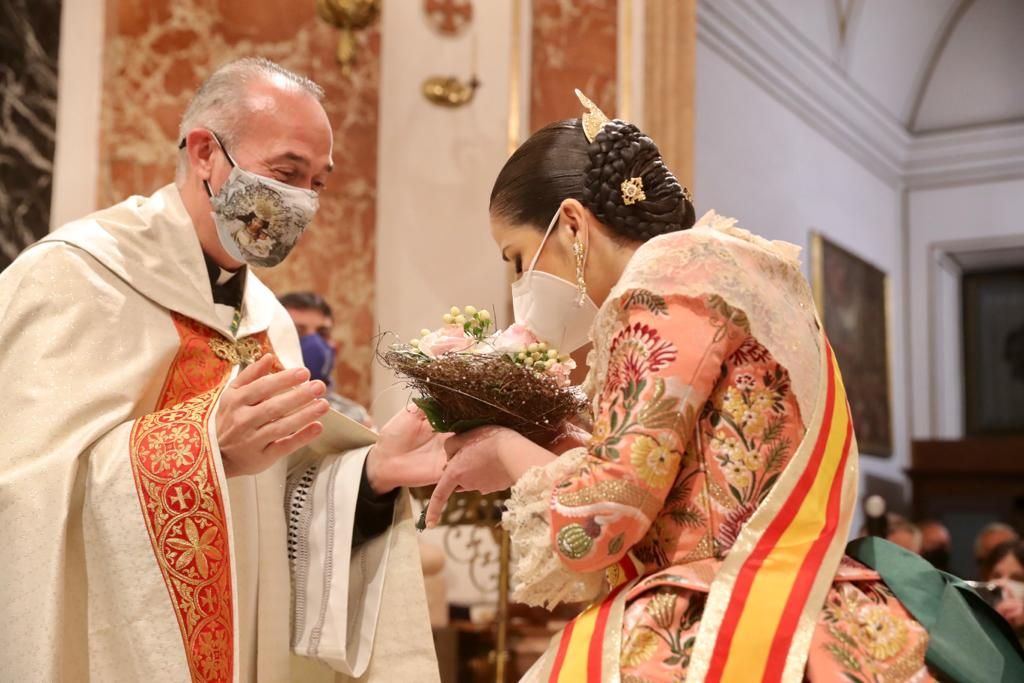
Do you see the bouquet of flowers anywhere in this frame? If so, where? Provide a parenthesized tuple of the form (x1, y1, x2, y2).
(380, 306, 588, 443)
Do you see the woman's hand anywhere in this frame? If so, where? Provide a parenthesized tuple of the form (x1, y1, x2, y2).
(546, 422, 591, 455)
(425, 426, 556, 528)
(365, 405, 448, 495)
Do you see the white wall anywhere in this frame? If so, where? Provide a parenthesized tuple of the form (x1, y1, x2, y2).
(373, 1, 515, 420)
(908, 178, 1024, 439)
(50, 0, 104, 228)
(373, 0, 518, 606)
(694, 43, 910, 514)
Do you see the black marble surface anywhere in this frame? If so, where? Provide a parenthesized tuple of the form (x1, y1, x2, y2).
(0, 0, 61, 271)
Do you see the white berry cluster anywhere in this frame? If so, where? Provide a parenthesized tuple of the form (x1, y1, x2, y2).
(511, 341, 573, 373)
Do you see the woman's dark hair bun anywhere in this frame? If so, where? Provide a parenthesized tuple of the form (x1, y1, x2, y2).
(580, 120, 695, 241)
(488, 118, 695, 242)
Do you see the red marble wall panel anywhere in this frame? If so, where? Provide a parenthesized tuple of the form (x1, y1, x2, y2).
(529, 0, 618, 130)
(100, 0, 380, 404)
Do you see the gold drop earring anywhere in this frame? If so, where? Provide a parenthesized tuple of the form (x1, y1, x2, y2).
(573, 238, 587, 306)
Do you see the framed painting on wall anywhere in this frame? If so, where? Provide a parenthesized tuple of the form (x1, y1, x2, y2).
(811, 232, 893, 456)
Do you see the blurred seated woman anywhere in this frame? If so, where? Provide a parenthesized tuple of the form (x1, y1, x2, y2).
(983, 541, 1024, 637)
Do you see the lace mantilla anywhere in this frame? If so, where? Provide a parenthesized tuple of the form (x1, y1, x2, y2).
(585, 210, 821, 421)
(503, 448, 604, 608)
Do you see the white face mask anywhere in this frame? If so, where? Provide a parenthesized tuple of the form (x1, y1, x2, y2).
(511, 209, 599, 353)
(203, 133, 319, 268)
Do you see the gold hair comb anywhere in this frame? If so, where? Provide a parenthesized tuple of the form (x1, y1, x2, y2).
(575, 89, 611, 143)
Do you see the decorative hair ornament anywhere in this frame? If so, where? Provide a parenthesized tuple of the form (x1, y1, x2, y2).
(620, 177, 646, 206)
(575, 88, 610, 143)
(575, 87, 697, 210)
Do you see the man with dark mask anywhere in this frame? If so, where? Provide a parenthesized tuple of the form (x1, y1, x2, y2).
(0, 58, 442, 682)
(279, 291, 373, 427)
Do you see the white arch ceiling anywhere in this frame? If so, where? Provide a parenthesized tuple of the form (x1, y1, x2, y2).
(761, 0, 1024, 134)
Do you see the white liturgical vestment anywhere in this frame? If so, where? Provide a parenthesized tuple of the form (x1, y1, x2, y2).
(0, 184, 438, 683)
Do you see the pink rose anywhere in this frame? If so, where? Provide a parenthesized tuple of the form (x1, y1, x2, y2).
(489, 323, 540, 354)
(546, 360, 576, 388)
(418, 324, 474, 357)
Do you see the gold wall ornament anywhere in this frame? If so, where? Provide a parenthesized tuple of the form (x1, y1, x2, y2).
(422, 75, 480, 107)
(621, 176, 646, 205)
(424, 0, 473, 36)
(315, 0, 381, 73)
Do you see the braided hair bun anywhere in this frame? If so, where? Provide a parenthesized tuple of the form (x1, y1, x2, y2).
(580, 120, 695, 241)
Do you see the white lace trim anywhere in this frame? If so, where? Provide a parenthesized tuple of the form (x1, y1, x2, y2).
(694, 210, 803, 268)
(503, 448, 604, 608)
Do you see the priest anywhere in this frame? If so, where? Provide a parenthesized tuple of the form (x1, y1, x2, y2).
(0, 57, 442, 682)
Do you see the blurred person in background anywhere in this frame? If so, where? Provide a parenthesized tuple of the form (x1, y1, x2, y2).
(886, 514, 924, 554)
(976, 523, 1020, 578)
(279, 291, 374, 427)
(919, 519, 953, 572)
(981, 541, 1024, 640)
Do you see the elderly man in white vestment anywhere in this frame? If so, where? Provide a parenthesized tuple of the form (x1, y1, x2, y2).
(0, 58, 443, 683)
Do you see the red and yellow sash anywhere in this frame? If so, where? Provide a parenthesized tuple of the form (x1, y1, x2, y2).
(532, 338, 857, 683)
(539, 554, 643, 682)
(688, 339, 857, 683)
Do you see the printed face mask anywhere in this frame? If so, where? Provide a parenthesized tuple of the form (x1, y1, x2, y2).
(511, 208, 599, 353)
(201, 132, 319, 268)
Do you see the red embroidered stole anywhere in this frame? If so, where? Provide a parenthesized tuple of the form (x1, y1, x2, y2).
(128, 314, 271, 683)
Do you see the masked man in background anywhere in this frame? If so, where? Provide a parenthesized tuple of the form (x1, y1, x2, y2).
(0, 57, 443, 683)
(279, 291, 374, 428)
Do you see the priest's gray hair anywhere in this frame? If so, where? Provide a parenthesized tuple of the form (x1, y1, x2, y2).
(175, 57, 324, 181)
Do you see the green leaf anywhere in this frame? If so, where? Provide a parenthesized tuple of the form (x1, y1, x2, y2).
(448, 418, 491, 433)
(608, 533, 625, 555)
(728, 483, 743, 503)
(610, 410, 619, 431)
(605, 447, 621, 462)
(411, 397, 450, 433)
(668, 508, 704, 527)
(825, 643, 861, 673)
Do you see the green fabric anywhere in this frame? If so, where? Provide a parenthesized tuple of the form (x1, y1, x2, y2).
(847, 536, 1024, 683)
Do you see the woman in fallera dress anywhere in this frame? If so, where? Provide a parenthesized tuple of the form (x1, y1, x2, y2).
(418, 92, 1023, 682)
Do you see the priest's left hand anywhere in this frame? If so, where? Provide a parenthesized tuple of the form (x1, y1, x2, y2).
(365, 405, 448, 495)
(425, 426, 556, 528)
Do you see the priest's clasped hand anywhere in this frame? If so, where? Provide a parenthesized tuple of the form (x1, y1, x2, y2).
(365, 405, 448, 495)
(217, 353, 330, 477)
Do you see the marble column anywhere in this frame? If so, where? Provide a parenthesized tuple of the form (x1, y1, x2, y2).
(0, 0, 61, 271)
(100, 0, 381, 404)
(529, 0, 618, 130)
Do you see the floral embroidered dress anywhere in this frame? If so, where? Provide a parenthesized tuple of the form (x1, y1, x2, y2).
(507, 213, 934, 683)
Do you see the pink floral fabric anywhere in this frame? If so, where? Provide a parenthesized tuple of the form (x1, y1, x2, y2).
(547, 290, 933, 681)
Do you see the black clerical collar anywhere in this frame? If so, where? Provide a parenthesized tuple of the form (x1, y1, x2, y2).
(202, 251, 246, 309)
